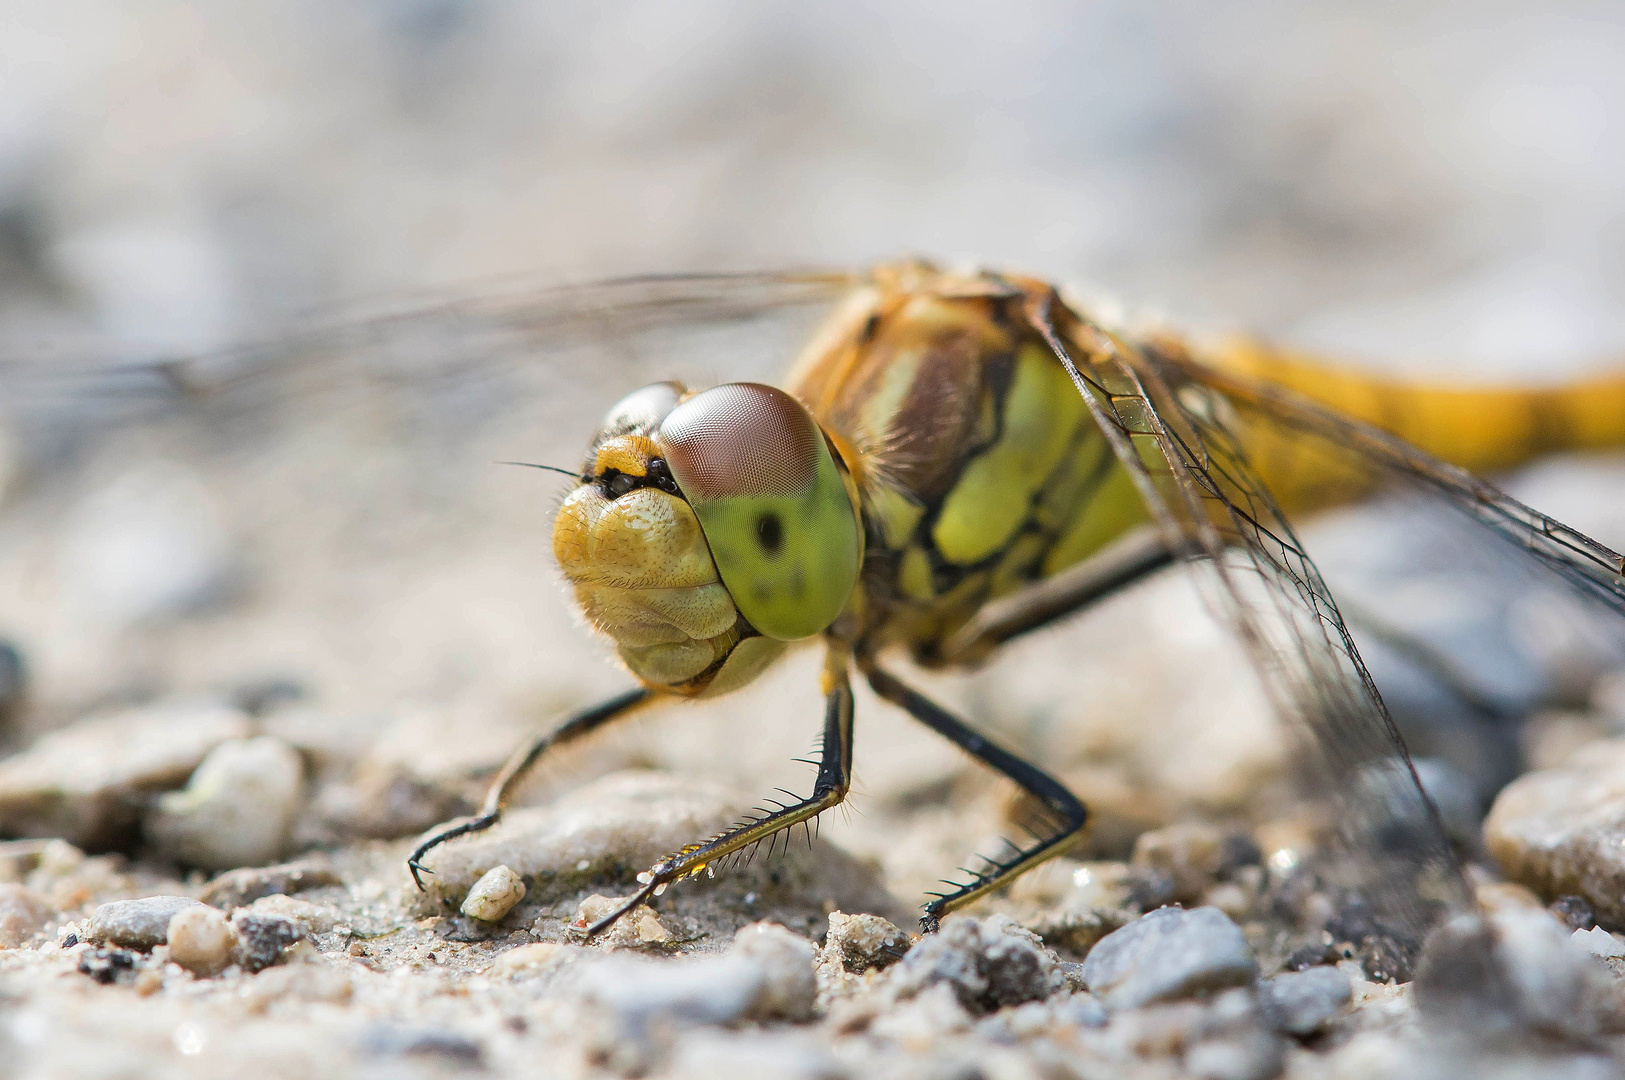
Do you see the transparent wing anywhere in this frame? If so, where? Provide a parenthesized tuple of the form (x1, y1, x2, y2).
(1, 269, 856, 474)
(1025, 294, 1470, 947)
(1164, 352, 1625, 619)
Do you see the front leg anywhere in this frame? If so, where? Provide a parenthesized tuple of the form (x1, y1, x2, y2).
(579, 653, 855, 938)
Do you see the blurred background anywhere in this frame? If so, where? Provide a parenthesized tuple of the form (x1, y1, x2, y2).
(1, 0, 1625, 898)
(4, 0, 1625, 371)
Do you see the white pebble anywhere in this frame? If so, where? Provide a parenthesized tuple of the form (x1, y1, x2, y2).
(144, 736, 304, 870)
(460, 865, 527, 922)
(166, 905, 239, 977)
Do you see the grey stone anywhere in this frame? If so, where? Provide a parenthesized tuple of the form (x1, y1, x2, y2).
(144, 736, 305, 870)
(1100, 987, 1284, 1080)
(1258, 965, 1352, 1035)
(1416, 908, 1625, 1043)
(888, 914, 1068, 1014)
(231, 910, 307, 972)
(1081, 905, 1259, 1010)
(1484, 739, 1625, 928)
(85, 895, 203, 950)
(0, 701, 251, 849)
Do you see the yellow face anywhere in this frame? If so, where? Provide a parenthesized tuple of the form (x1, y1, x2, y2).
(553, 382, 863, 697)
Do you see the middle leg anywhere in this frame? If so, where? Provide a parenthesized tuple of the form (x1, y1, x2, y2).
(861, 659, 1088, 932)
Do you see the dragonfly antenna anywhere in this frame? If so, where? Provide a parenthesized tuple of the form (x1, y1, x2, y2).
(495, 460, 582, 479)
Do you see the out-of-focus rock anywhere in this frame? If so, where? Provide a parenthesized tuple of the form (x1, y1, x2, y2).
(1416, 907, 1625, 1043)
(459, 864, 526, 922)
(486, 942, 576, 980)
(85, 895, 202, 950)
(1081, 905, 1258, 1010)
(166, 905, 239, 976)
(1483, 738, 1625, 928)
(1131, 822, 1260, 905)
(729, 922, 817, 1022)
(143, 736, 304, 869)
(888, 915, 1068, 1014)
(578, 945, 813, 1074)
(1258, 966, 1352, 1035)
(1101, 987, 1285, 1080)
(231, 908, 307, 972)
(198, 858, 340, 909)
(414, 770, 906, 935)
(242, 893, 337, 934)
(822, 911, 909, 974)
(667, 1031, 840, 1080)
(0, 883, 54, 947)
(0, 701, 251, 849)
(0, 639, 25, 729)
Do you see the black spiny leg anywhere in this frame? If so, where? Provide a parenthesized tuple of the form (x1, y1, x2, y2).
(580, 654, 855, 937)
(862, 661, 1088, 932)
(408, 687, 654, 889)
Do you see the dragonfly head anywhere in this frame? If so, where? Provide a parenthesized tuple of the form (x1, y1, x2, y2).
(554, 381, 863, 697)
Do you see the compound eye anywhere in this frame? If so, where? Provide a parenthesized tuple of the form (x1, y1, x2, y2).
(656, 383, 861, 640)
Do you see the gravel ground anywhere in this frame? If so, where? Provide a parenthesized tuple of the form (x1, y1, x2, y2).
(6, 4, 1625, 1078)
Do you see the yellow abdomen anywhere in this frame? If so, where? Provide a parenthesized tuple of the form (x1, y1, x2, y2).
(1203, 339, 1625, 512)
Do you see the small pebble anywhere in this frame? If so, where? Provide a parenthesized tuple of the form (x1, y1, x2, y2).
(1081, 906, 1259, 1010)
(575, 894, 671, 947)
(1258, 966, 1353, 1035)
(231, 910, 307, 973)
(460, 864, 526, 922)
(86, 896, 203, 950)
(144, 736, 304, 870)
(0, 883, 54, 948)
(823, 911, 909, 973)
(167, 905, 239, 977)
(889, 915, 1068, 1014)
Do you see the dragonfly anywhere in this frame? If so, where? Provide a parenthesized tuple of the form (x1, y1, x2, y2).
(7, 260, 1625, 951)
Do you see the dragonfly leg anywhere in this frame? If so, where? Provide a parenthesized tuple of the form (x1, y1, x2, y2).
(407, 686, 655, 890)
(579, 652, 854, 937)
(939, 527, 1174, 665)
(860, 659, 1088, 933)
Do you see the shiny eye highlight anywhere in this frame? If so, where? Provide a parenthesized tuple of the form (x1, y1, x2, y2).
(656, 383, 862, 640)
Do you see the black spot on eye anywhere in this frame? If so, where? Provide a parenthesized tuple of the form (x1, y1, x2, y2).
(756, 512, 784, 555)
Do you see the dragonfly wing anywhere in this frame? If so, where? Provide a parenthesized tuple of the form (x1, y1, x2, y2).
(1026, 294, 1469, 946)
(1163, 351, 1625, 620)
(1, 269, 857, 472)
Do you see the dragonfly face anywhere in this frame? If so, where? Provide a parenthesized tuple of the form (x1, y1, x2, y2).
(554, 379, 863, 697)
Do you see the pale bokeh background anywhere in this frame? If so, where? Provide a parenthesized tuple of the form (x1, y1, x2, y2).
(4, 1, 1625, 372)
